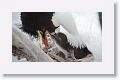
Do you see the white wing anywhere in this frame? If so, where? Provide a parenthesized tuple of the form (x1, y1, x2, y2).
(53, 12, 102, 61)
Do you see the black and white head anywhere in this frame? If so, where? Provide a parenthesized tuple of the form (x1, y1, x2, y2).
(21, 12, 59, 36)
(20, 12, 59, 46)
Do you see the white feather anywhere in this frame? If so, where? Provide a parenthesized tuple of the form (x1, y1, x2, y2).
(52, 12, 102, 61)
(12, 12, 22, 28)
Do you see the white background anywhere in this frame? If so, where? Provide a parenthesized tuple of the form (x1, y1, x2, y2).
(0, 0, 119, 79)
(0, 0, 114, 74)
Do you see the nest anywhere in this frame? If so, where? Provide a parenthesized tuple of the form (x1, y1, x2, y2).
(12, 28, 94, 62)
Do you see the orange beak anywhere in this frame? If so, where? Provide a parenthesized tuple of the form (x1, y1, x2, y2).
(43, 37, 48, 47)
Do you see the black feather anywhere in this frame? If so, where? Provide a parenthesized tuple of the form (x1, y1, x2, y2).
(21, 12, 57, 37)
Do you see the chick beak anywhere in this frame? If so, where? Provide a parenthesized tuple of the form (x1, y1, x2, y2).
(42, 32, 48, 47)
(43, 37, 48, 47)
